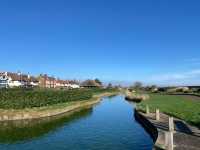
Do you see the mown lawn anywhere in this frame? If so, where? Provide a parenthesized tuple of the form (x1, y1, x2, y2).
(137, 94, 200, 127)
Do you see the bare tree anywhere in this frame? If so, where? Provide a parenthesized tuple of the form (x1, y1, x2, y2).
(132, 81, 143, 91)
(94, 78, 102, 86)
(107, 83, 113, 88)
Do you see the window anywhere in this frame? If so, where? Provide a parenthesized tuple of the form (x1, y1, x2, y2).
(0, 80, 7, 84)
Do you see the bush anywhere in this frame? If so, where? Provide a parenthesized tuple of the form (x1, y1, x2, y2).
(0, 88, 118, 109)
(0, 88, 92, 109)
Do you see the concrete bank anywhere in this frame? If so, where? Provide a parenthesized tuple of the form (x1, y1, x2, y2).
(0, 92, 117, 121)
(135, 109, 200, 150)
(135, 109, 165, 150)
(134, 109, 158, 143)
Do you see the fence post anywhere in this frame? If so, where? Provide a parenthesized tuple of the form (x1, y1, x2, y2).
(146, 105, 149, 114)
(168, 131, 174, 150)
(156, 109, 160, 121)
(169, 117, 174, 131)
(165, 131, 174, 150)
(164, 131, 168, 147)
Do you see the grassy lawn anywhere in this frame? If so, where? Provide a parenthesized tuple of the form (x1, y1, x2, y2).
(137, 94, 200, 127)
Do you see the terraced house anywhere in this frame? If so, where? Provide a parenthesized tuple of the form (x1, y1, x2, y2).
(38, 74, 56, 88)
(38, 74, 80, 89)
(0, 71, 80, 89)
(0, 72, 39, 88)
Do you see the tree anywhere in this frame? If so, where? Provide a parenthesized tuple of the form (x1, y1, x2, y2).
(151, 85, 157, 89)
(81, 79, 101, 87)
(95, 78, 102, 86)
(107, 83, 113, 88)
(132, 81, 143, 90)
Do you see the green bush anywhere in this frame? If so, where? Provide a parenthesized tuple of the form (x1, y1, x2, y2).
(0, 88, 92, 109)
(0, 88, 118, 109)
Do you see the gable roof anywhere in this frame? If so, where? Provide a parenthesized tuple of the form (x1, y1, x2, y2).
(0, 72, 39, 82)
(81, 80, 101, 87)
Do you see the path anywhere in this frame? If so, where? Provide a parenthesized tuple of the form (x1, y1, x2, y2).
(140, 112, 200, 150)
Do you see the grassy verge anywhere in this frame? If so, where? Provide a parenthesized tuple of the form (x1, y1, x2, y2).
(137, 94, 200, 127)
(0, 88, 118, 109)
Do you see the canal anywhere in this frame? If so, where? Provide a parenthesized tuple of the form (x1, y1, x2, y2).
(0, 95, 153, 150)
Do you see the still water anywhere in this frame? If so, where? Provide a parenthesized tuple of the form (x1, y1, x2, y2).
(0, 95, 153, 150)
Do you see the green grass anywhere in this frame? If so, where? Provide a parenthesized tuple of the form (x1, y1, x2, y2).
(137, 94, 200, 127)
(0, 88, 118, 109)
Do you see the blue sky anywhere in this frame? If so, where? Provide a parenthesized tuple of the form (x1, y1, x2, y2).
(1, 0, 200, 86)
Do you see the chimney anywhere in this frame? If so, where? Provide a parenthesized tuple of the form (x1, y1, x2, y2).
(17, 71, 21, 76)
(28, 72, 30, 79)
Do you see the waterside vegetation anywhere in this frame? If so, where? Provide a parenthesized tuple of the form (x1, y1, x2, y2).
(125, 91, 149, 103)
(0, 88, 118, 109)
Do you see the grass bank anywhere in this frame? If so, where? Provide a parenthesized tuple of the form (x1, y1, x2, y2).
(0, 88, 119, 121)
(137, 94, 200, 127)
(0, 88, 118, 109)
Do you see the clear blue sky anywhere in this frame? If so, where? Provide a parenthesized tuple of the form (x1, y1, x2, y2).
(1, 0, 200, 86)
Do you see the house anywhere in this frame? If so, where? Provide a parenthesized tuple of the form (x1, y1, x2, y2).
(29, 76, 39, 87)
(55, 79, 80, 89)
(80, 80, 101, 88)
(0, 72, 24, 88)
(56, 79, 66, 88)
(38, 74, 56, 88)
(38, 75, 80, 89)
(38, 74, 57, 88)
(66, 80, 80, 89)
(0, 72, 9, 88)
(0, 72, 39, 88)
(0, 71, 80, 89)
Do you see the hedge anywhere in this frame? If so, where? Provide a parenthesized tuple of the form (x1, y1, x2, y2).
(0, 88, 92, 109)
(0, 88, 118, 109)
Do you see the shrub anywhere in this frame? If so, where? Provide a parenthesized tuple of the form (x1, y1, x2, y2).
(0, 88, 92, 109)
(0, 88, 118, 109)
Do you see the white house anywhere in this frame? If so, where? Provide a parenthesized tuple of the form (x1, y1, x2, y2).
(65, 80, 80, 89)
(0, 72, 23, 88)
(0, 72, 39, 88)
(68, 84, 80, 89)
(55, 79, 80, 89)
(0, 72, 9, 88)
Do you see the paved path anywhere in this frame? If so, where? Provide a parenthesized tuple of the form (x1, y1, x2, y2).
(141, 112, 200, 150)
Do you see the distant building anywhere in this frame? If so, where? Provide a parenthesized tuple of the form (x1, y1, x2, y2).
(56, 79, 80, 89)
(38, 75, 80, 89)
(56, 79, 65, 88)
(81, 80, 102, 88)
(29, 76, 39, 87)
(0, 72, 9, 88)
(0, 71, 80, 89)
(67, 80, 80, 89)
(38, 74, 56, 88)
(0, 72, 39, 88)
(167, 86, 189, 93)
(151, 87, 158, 93)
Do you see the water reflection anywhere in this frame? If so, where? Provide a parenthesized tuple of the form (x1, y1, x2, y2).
(0, 96, 153, 150)
(0, 107, 93, 144)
